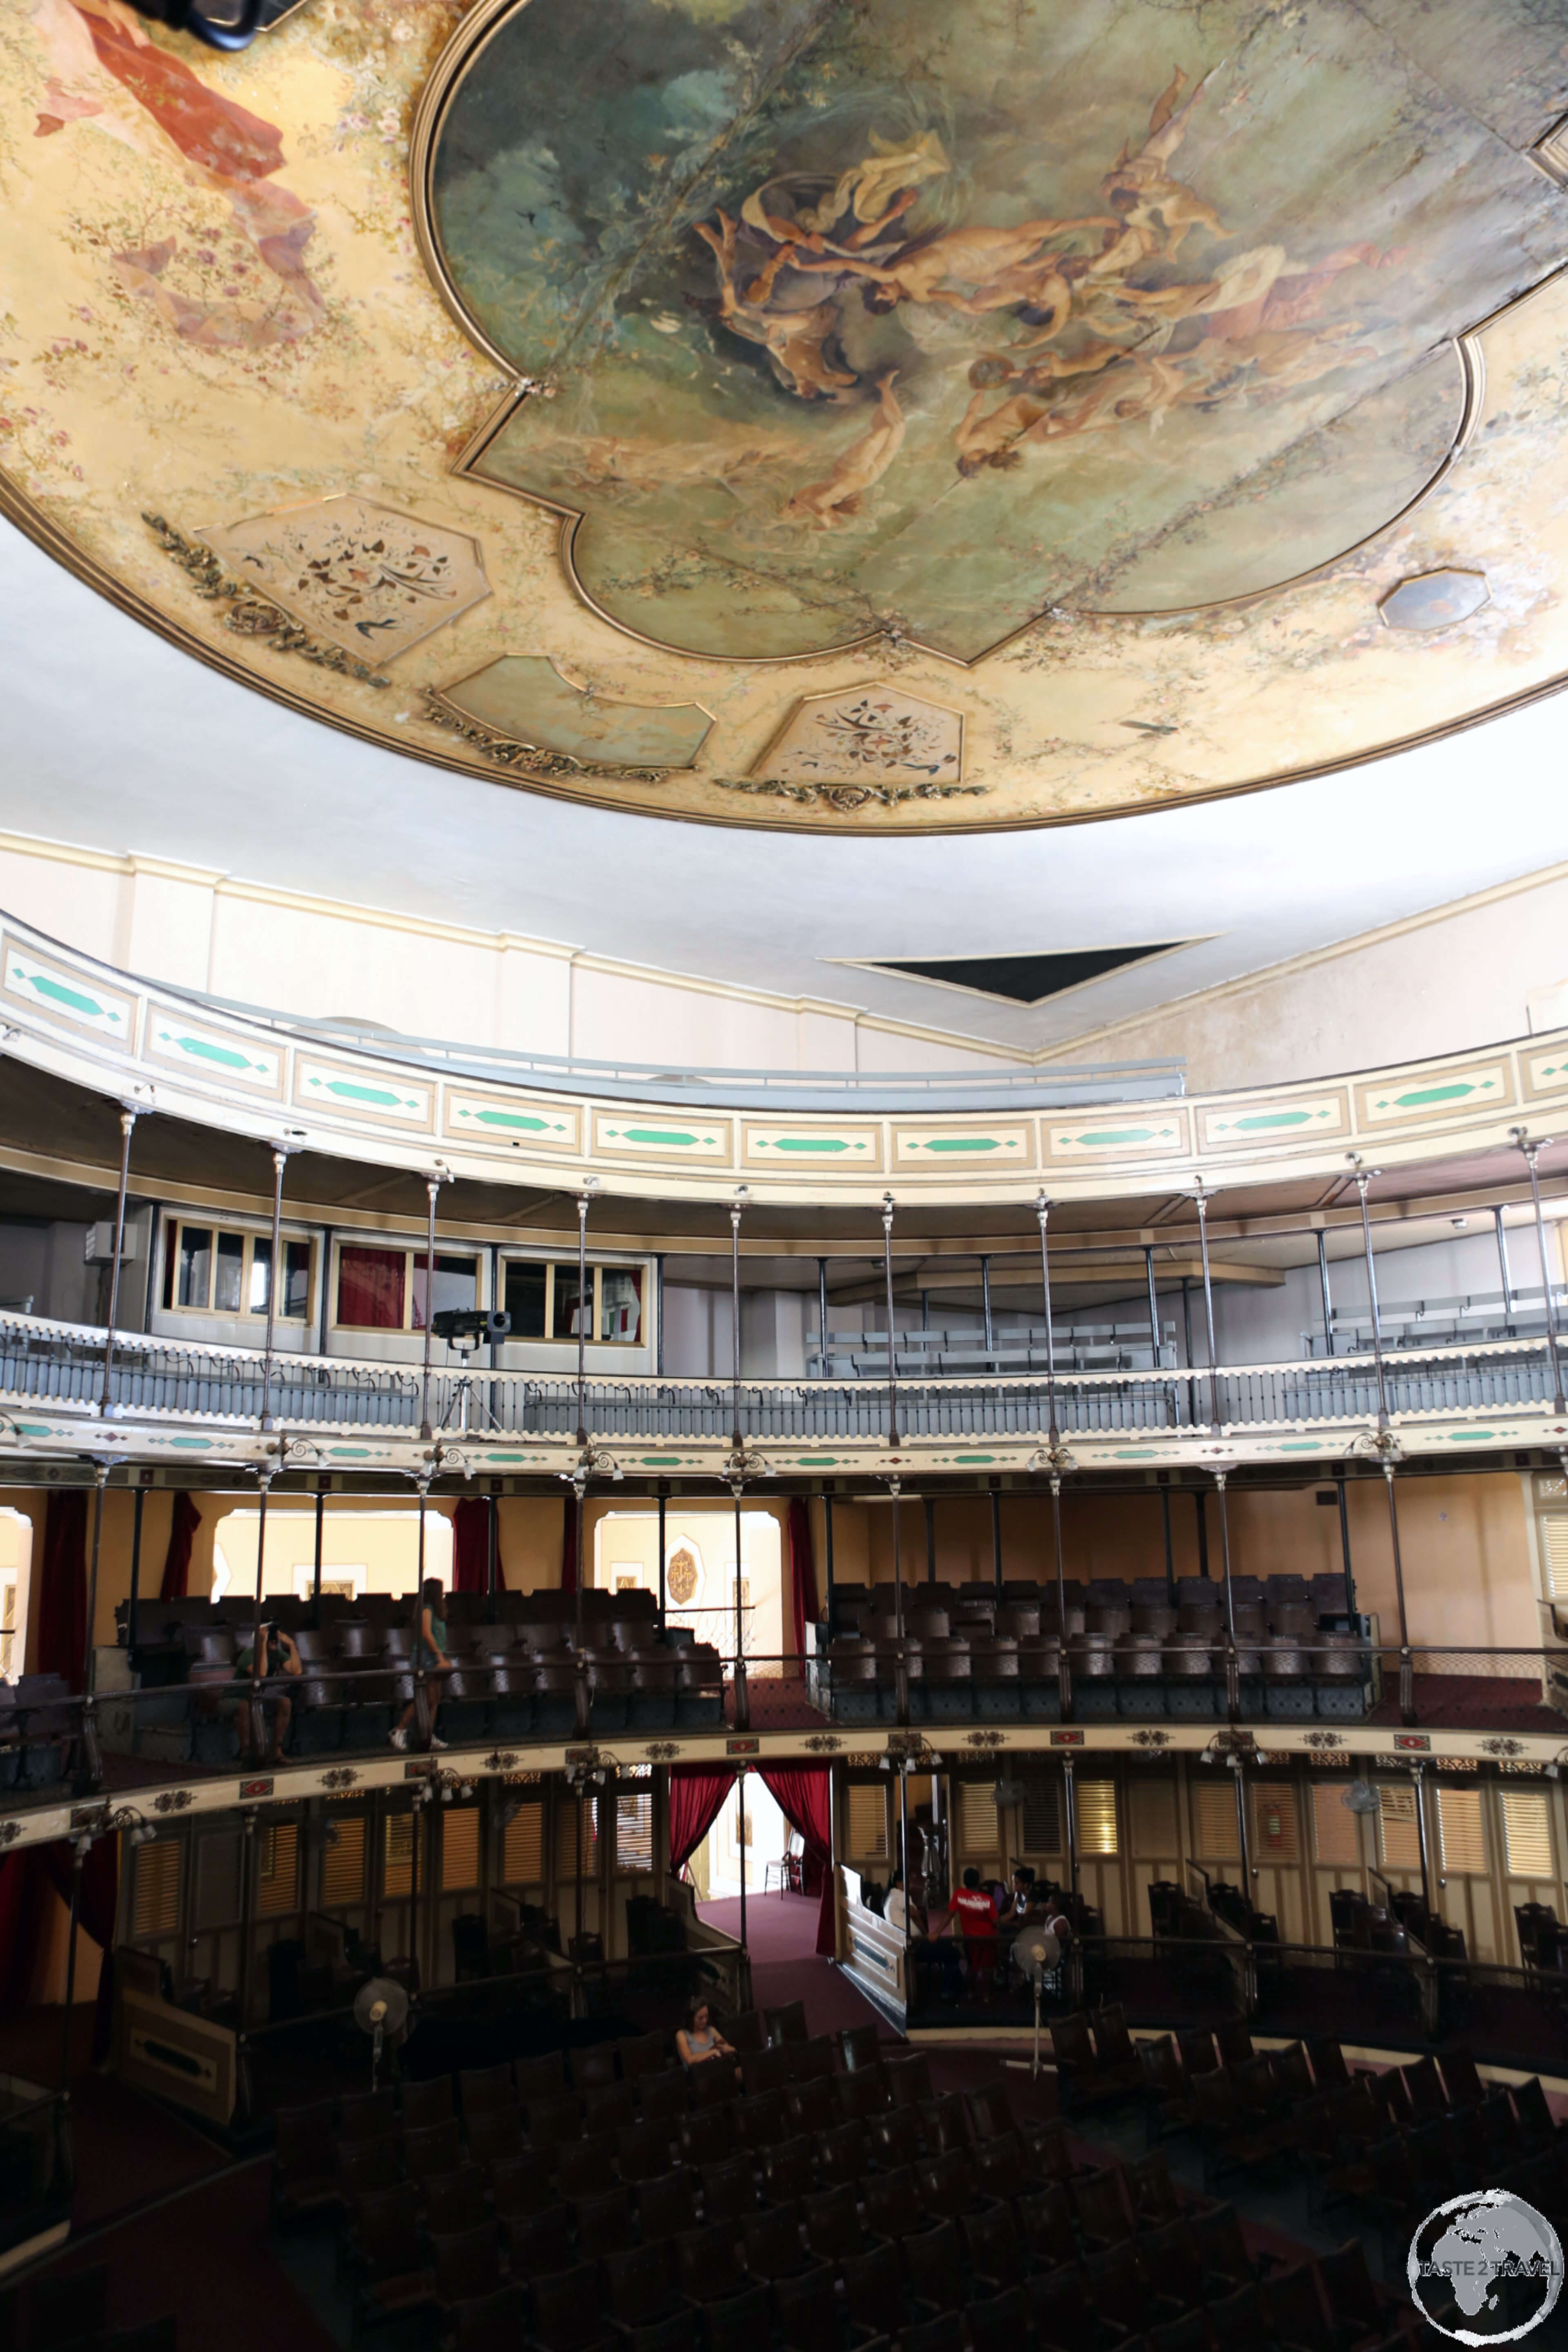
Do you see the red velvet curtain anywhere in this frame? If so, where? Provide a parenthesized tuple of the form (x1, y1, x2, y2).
(760, 1764, 836, 1956)
(336, 1245, 405, 1330)
(787, 1496, 820, 1670)
(36, 1489, 87, 1685)
(0, 1832, 120, 2059)
(158, 1490, 201, 1602)
(560, 1489, 578, 1595)
(452, 1497, 501, 1594)
(669, 1765, 733, 1878)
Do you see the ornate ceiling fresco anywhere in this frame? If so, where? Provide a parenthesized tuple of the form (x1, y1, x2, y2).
(4, 0, 1568, 832)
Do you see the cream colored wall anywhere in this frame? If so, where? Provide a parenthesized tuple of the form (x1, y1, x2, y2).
(0, 831, 1000, 1073)
(1040, 865, 1568, 1093)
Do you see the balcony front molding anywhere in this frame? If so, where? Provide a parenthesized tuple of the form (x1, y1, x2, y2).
(4, 908, 1568, 1206)
(5, 1715, 1562, 1855)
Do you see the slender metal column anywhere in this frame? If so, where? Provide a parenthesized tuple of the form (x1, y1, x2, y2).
(574, 1181, 597, 1448)
(1348, 1158, 1392, 1431)
(572, 1464, 590, 1736)
(882, 1194, 901, 1450)
(737, 1767, 748, 1957)
(1348, 1156, 1414, 1721)
(410, 1781, 425, 1994)
(989, 1484, 1003, 1599)
(1035, 1193, 1060, 1452)
(817, 1258, 830, 1372)
(823, 1490, 835, 1627)
(486, 1491, 499, 1621)
(1411, 1762, 1434, 1918)
(1194, 1488, 1210, 1579)
(127, 1483, 145, 1654)
(655, 1253, 666, 1376)
(1144, 1245, 1161, 1367)
(248, 1467, 275, 1763)
(981, 1256, 993, 1356)
(98, 1107, 141, 1419)
(1494, 1206, 1515, 1324)
(1512, 1129, 1566, 1415)
(312, 1480, 325, 1627)
(1160, 1486, 1175, 1603)
(729, 1187, 749, 1452)
(890, 1476, 908, 1725)
(1384, 1459, 1415, 1726)
(259, 1145, 289, 1434)
(657, 1486, 668, 1628)
(1050, 1473, 1072, 1722)
(59, 1831, 87, 2098)
(418, 1169, 450, 1443)
(924, 1493, 937, 1585)
(1062, 1753, 1078, 1899)
(1232, 1755, 1252, 1892)
(1336, 1476, 1355, 1617)
(574, 1778, 585, 1960)
(1316, 1232, 1334, 1355)
(1192, 1178, 1222, 1435)
(78, 1462, 111, 1790)
(1215, 1470, 1239, 1721)
(898, 1757, 912, 1998)
(414, 1477, 430, 1750)
(732, 1474, 747, 1727)
(235, 1805, 257, 2118)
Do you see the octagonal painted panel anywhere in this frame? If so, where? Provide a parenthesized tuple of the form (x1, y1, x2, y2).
(198, 496, 490, 661)
(756, 686, 964, 785)
(1377, 569, 1491, 632)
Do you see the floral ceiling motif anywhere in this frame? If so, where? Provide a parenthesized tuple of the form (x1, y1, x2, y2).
(4, 0, 1568, 831)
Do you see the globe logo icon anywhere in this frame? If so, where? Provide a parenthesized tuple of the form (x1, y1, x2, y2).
(1409, 2191, 1565, 2344)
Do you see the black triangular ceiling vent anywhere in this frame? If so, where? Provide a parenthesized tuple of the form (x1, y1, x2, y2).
(869, 945, 1189, 1007)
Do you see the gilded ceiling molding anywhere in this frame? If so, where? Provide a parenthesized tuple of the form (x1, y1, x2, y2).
(143, 515, 393, 690)
(423, 692, 675, 786)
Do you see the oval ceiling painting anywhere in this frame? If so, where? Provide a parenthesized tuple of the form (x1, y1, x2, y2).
(422, 0, 1552, 663)
(6, 0, 1568, 831)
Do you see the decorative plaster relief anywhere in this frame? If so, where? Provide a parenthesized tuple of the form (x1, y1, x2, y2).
(1044, 1111, 1190, 1162)
(1198, 1092, 1350, 1152)
(742, 1125, 884, 1173)
(145, 1007, 285, 1097)
(1354, 1060, 1515, 1129)
(198, 497, 490, 662)
(445, 1091, 580, 1152)
(1, 938, 136, 1047)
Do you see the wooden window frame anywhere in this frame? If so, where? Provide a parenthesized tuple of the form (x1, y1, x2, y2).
(163, 1216, 314, 1324)
(498, 1256, 650, 1349)
(332, 1243, 480, 1335)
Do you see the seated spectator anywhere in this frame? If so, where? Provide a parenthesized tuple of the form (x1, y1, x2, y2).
(1002, 1864, 1045, 1926)
(676, 1997, 736, 2071)
(234, 1621, 301, 1764)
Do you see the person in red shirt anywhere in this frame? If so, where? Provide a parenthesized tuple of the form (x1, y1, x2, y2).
(946, 1866, 1000, 2002)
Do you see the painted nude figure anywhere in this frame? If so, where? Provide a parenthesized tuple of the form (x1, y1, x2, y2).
(783, 371, 905, 523)
(693, 211, 858, 400)
(1100, 66, 1225, 254)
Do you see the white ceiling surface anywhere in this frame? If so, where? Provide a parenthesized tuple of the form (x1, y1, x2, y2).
(4, 515, 1567, 1060)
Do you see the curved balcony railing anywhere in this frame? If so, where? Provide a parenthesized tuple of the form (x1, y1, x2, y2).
(0, 1311, 1559, 1446)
